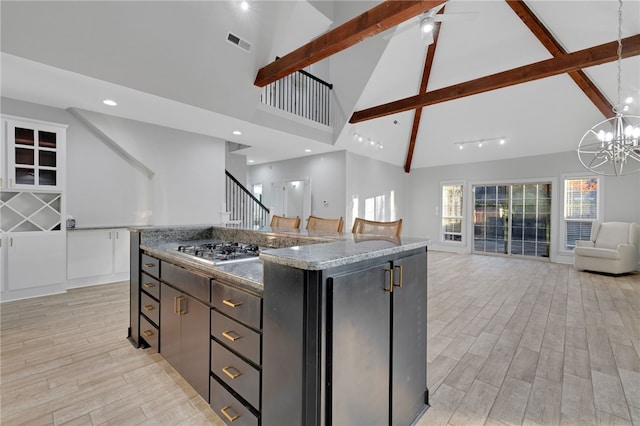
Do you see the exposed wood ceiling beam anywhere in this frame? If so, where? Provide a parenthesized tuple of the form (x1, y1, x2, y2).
(506, 0, 614, 118)
(254, 0, 446, 87)
(404, 16, 444, 173)
(349, 34, 640, 123)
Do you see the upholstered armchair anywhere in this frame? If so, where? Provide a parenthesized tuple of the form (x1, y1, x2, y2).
(573, 222, 639, 274)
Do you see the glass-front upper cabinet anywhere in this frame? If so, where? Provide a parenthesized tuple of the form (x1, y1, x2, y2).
(3, 117, 66, 190)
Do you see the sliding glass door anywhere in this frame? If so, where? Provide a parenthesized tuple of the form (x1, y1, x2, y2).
(473, 183, 551, 258)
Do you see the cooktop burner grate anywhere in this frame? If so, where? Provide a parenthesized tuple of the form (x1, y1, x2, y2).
(173, 241, 261, 265)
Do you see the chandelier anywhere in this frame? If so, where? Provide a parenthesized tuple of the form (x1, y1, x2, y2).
(577, 0, 640, 176)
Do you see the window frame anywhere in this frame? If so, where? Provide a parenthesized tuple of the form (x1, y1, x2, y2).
(440, 181, 465, 245)
(561, 174, 602, 252)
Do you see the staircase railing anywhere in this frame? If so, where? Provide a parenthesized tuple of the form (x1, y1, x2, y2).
(225, 170, 270, 228)
(260, 59, 333, 126)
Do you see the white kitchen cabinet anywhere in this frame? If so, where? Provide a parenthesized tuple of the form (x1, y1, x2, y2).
(3, 116, 66, 191)
(7, 232, 66, 291)
(1, 115, 67, 301)
(67, 228, 130, 286)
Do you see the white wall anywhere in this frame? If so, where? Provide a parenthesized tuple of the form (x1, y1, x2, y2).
(248, 151, 347, 223)
(407, 150, 640, 264)
(345, 152, 409, 231)
(1, 97, 226, 227)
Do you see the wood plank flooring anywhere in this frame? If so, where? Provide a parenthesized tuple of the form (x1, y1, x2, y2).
(1, 251, 639, 425)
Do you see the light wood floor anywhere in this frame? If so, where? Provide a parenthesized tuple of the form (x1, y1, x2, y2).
(1, 252, 639, 425)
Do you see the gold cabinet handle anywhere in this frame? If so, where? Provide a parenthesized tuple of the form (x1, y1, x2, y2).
(393, 264, 403, 288)
(384, 268, 393, 293)
(178, 296, 187, 315)
(143, 282, 155, 289)
(220, 405, 240, 422)
(222, 330, 242, 342)
(142, 330, 154, 337)
(222, 366, 242, 380)
(144, 263, 155, 268)
(223, 299, 243, 308)
(143, 304, 154, 312)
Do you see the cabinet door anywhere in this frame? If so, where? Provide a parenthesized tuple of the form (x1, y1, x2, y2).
(7, 232, 65, 290)
(160, 283, 181, 368)
(67, 230, 113, 279)
(329, 262, 391, 425)
(180, 294, 210, 402)
(391, 252, 428, 426)
(6, 120, 64, 190)
(113, 229, 130, 274)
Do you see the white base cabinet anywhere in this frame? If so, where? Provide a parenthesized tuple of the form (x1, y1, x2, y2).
(0, 232, 67, 301)
(67, 228, 130, 287)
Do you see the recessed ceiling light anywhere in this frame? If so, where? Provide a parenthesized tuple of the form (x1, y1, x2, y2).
(103, 99, 117, 106)
(233, 130, 242, 135)
(240, 0, 249, 11)
(248, 159, 254, 163)
(625, 96, 633, 104)
(305, 149, 312, 153)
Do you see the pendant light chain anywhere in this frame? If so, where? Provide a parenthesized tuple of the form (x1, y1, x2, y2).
(616, 0, 623, 111)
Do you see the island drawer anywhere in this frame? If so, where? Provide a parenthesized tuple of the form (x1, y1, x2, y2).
(141, 273, 160, 300)
(211, 340, 260, 409)
(211, 281, 261, 330)
(139, 315, 159, 352)
(141, 292, 160, 326)
(141, 254, 160, 278)
(211, 310, 260, 365)
(210, 376, 258, 426)
(162, 262, 210, 303)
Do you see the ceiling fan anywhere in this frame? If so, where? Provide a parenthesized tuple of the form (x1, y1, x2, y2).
(383, 3, 477, 45)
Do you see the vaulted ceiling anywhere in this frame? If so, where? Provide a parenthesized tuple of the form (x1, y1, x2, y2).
(1, 0, 639, 170)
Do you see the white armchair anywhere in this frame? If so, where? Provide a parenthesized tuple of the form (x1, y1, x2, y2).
(574, 222, 639, 274)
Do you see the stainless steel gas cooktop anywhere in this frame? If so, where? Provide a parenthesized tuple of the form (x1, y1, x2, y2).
(172, 241, 261, 265)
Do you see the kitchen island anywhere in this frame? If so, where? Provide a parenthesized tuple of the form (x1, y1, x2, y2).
(128, 225, 429, 426)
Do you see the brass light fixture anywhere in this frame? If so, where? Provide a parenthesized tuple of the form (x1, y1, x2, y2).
(577, 0, 640, 176)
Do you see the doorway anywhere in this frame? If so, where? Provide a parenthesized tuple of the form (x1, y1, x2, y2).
(473, 183, 551, 258)
(270, 178, 311, 222)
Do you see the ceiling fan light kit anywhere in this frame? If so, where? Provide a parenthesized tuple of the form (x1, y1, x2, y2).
(577, 0, 640, 176)
(420, 15, 435, 34)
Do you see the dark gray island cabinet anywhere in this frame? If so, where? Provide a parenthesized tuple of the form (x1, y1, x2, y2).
(262, 246, 428, 426)
(128, 226, 429, 426)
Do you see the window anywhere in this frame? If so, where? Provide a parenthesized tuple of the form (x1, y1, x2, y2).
(365, 194, 386, 221)
(442, 183, 464, 243)
(563, 177, 599, 250)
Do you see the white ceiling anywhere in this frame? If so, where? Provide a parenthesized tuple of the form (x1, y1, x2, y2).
(1, 0, 639, 170)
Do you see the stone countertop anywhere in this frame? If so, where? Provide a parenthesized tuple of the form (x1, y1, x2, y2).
(135, 225, 430, 293)
(140, 240, 264, 295)
(261, 234, 429, 271)
(68, 225, 138, 231)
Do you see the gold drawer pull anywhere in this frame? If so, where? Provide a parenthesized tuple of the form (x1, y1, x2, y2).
(143, 282, 156, 289)
(384, 268, 393, 293)
(222, 366, 242, 379)
(142, 330, 154, 337)
(143, 304, 154, 312)
(223, 299, 243, 308)
(220, 405, 240, 422)
(144, 263, 155, 268)
(222, 330, 242, 342)
(393, 264, 403, 288)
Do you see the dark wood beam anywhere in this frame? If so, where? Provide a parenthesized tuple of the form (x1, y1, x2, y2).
(349, 34, 640, 123)
(254, 0, 446, 87)
(506, 0, 614, 117)
(404, 16, 443, 173)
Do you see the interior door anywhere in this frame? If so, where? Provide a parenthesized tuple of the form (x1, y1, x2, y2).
(270, 178, 311, 220)
(473, 183, 551, 258)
